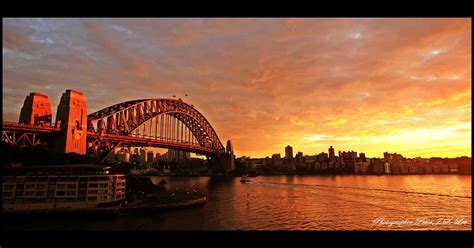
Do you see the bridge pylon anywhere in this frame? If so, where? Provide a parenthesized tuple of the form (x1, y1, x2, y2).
(18, 92, 52, 126)
(209, 140, 235, 175)
(52, 89, 88, 155)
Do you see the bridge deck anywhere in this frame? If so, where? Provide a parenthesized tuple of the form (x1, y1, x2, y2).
(2, 122, 220, 156)
(87, 132, 219, 155)
(2, 121, 62, 133)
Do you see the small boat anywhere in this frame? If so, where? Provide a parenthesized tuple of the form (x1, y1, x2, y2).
(240, 175, 251, 183)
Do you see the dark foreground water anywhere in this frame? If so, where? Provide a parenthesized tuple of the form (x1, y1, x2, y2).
(3, 175, 471, 230)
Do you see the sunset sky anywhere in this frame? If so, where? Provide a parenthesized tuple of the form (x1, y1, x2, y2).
(3, 18, 471, 158)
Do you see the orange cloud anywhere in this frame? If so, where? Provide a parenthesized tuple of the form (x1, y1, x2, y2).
(3, 18, 471, 158)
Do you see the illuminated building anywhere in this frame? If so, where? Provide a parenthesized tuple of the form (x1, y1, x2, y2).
(2, 164, 125, 212)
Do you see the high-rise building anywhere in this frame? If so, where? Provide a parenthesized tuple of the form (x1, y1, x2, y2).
(285, 145, 293, 160)
(147, 151, 154, 164)
(328, 146, 335, 161)
(167, 149, 190, 162)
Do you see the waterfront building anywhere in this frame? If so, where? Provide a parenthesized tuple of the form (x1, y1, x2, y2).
(296, 152, 304, 162)
(448, 163, 458, 173)
(335, 158, 345, 169)
(384, 152, 404, 162)
(304, 155, 318, 163)
(421, 162, 433, 173)
(317, 152, 329, 162)
(320, 161, 328, 170)
(391, 162, 401, 174)
(399, 162, 409, 174)
(264, 157, 272, 167)
(339, 151, 358, 170)
(384, 162, 391, 174)
(354, 162, 369, 174)
(455, 156, 472, 174)
(372, 161, 385, 174)
(359, 153, 366, 162)
(407, 160, 417, 173)
(314, 162, 321, 170)
(2, 164, 125, 211)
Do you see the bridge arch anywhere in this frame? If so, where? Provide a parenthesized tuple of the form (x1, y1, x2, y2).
(86, 98, 225, 160)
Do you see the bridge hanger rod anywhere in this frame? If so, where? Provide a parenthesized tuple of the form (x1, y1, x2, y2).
(156, 114, 159, 140)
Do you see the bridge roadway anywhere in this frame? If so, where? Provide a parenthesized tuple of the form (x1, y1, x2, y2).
(2, 121, 217, 156)
(87, 131, 217, 156)
(2, 121, 61, 133)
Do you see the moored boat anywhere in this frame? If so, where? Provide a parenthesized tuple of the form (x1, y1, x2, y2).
(240, 175, 251, 183)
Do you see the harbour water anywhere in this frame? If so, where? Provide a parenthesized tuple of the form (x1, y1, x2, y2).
(3, 175, 471, 230)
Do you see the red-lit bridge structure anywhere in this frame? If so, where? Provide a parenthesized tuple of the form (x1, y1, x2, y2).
(2, 121, 61, 147)
(86, 98, 225, 160)
(3, 98, 226, 162)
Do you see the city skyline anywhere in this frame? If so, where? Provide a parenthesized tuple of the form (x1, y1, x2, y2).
(240, 144, 471, 160)
(3, 18, 472, 158)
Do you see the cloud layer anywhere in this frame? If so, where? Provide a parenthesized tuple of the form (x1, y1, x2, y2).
(3, 18, 471, 158)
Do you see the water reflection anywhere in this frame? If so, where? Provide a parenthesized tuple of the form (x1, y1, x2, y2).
(3, 175, 471, 231)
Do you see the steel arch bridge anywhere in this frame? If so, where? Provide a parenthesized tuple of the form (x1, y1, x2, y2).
(86, 98, 226, 161)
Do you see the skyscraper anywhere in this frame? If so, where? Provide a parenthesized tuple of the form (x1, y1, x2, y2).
(285, 145, 293, 160)
(328, 146, 335, 161)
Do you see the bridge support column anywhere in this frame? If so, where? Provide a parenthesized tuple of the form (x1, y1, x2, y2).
(207, 140, 235, 176)
(53, 89, 88, 155)
(19, 92, 52, 126)
(218, 153, 235, 175)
